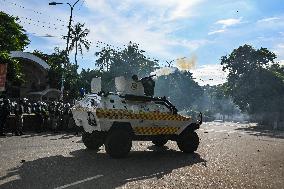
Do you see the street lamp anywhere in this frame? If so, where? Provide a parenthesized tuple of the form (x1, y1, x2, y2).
(49, 0, 80, 100)
(49, 0, 80, 53)
(48, 2, 63, 5)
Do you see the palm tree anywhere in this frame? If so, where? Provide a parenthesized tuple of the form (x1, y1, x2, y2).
(67, 23, 91, 66)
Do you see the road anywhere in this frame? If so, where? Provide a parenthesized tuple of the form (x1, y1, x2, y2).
(0, 122, 283, 189)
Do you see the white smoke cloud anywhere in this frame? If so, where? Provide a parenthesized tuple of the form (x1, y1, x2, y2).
(151, 67, 177, 77)
(191, 64, 227, 86)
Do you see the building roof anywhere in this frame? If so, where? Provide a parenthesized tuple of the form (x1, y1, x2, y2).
(9, 51, 50, 70)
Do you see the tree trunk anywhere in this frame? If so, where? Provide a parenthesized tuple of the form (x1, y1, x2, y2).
(75, 40, 78, 66)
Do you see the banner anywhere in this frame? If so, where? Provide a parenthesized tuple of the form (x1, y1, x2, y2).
(0, 64, 7, 91)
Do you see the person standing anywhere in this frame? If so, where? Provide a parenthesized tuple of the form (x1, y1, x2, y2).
(41, 102, 48, 131)
(0, 98, 10, 136)
(35, 102, 43, 133)
(55, 102, 63, 132)
(49, 102, 58, 133)
(62, 103, 70, 131)
(14, 99, 24, 136)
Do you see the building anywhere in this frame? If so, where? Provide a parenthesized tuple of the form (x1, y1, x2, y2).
(7, 51, 61, 101)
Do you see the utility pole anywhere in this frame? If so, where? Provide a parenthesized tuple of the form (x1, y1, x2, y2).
(49, 0, 80, 100)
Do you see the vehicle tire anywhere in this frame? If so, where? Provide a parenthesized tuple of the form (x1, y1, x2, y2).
(82, 131, 104, 151)
(177, 131, 199, 153)
(105, 128, 132, 158)
(152, 138, 168, 147)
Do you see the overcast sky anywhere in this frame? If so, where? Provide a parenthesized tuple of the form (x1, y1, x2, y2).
(1, 0, 284, 85)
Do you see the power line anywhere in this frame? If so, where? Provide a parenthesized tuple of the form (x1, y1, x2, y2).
(17, 16, 66, 31)
(13, 18, 65, 39)
(1, 0, 67, 25)
(16, 18, 65, 33)
(1, 0, 173, 64)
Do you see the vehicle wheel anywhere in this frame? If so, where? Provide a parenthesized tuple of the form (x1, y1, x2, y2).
(105, 129, 132, 158)
(152, 138, 168, 147)
(82, 131, 104, 151)
(177, 131, 199, 153)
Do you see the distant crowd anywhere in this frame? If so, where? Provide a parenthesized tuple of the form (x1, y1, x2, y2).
(0, 98, 78, 136)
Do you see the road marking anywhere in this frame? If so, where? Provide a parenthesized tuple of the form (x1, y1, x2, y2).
(54, 175, 103, 189)
(206, 129, 214, 132)
(228, 131, 236, 134)
(215, 130, 228, 133)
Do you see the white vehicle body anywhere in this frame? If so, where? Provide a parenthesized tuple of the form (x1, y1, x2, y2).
(72, 93, 196, 135)
(71, 76, 200, 136)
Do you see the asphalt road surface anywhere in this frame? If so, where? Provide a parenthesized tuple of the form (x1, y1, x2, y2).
(0, 122, 283, 189)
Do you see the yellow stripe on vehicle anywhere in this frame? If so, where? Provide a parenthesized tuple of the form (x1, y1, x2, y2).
(134, 126, 179, 135)
(95, 108, 191, 121)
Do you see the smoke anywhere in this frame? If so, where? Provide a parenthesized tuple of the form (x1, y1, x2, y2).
(151, 55, 197, 77)
(151, 67, 177, 77)
(176, 55, 197, 71)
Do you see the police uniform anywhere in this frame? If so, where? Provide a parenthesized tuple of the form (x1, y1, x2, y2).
(0, 99, 10, 136)
(35, 102, 43, 133)
(14, 100, 24, 136)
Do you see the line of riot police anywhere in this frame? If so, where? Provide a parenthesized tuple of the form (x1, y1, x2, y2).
(0, 97, 77, 136)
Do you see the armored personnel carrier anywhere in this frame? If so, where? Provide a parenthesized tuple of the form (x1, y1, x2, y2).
(72, 75, 202, 158)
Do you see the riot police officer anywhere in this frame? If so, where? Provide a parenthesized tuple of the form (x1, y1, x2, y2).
(34, 102, 43, 133)
(49, 102, 58, 133)
(0, 98, 10, 136)
(62, 103, 70, 130)
(14, 99, 24, 136)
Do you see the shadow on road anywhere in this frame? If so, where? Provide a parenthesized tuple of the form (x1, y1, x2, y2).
(19, 132, 78, 139)
(0, 148, 205, 189)
(235, 125, 284, 139)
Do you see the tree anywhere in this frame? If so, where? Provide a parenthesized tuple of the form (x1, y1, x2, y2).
(0, 11, 29, 51)
(95, 46, 114, 71)
(0, 12, 29, 92)
(33, 48, 80, 101)
(0, 51, 25, 88)
(155, 69, 203, 111)
(78, 68, 102, 93)
(109, 42, 159, 78)
(94, 42, 159, 91)
(221, 44, 284, 125)
(66, 23, 90, 66)
(197, 84, 240, 121)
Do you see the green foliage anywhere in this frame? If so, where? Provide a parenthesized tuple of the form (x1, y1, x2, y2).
(109, 42, 159, 77)
(95, 46, 113, 71)
(0, 12, 29, 89)
(66, 22, 91, 66)
(0, 51, 25, 86)
(270, 63, 284, 82)
(0, 11, 29, 51)
(95, 41, 159, 91)
(33, 48, 79, 101)
(221, 44, 284, 123)
(95, 42, 159, 75)
(78, 68, 102, 93)
(0, 51, 13, 64)
(63, 62, 80, 101)
(155, 70, 203, 110)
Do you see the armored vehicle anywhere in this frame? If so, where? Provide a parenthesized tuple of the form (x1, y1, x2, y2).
(72, 75, 202, 158)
